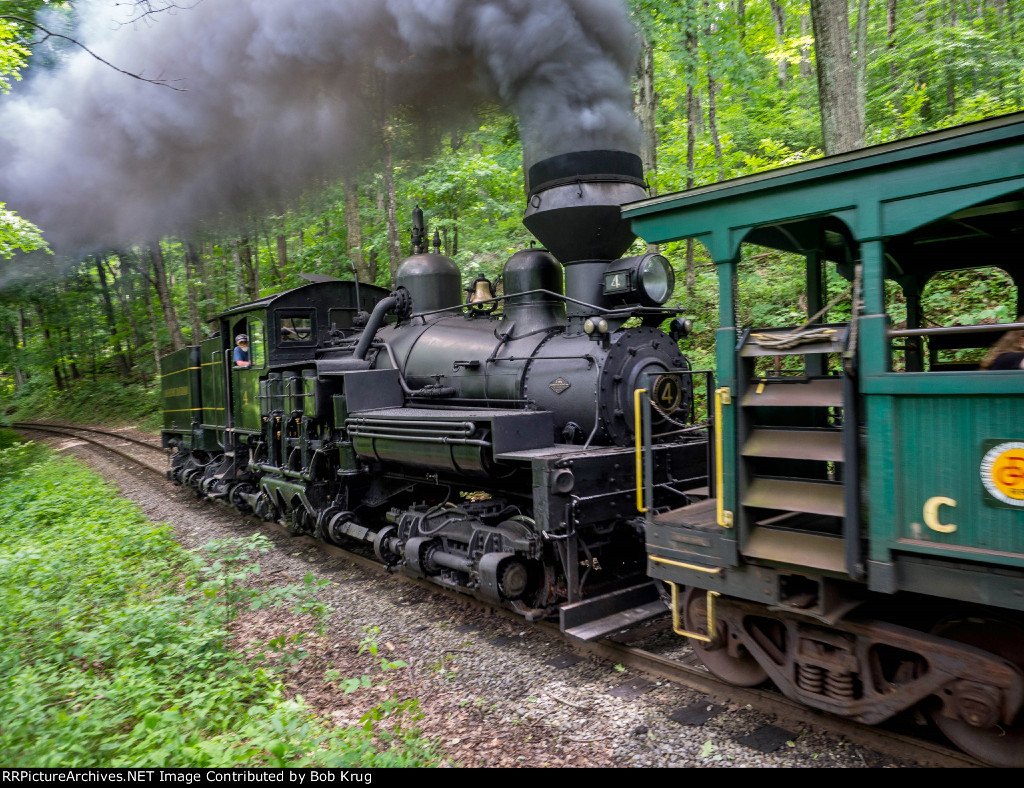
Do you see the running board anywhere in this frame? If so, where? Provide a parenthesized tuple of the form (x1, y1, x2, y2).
(560, 582, 666, 641)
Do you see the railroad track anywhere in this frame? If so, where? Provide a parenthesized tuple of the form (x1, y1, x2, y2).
(12, 421, 168, 475)
(10, 420, 984, 768)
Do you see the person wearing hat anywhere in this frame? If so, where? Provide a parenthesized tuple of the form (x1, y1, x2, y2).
(233, 334, 251, 368)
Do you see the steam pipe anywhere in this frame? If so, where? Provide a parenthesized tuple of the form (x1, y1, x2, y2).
(381, 341, 457, 398)
(353, 295, 398, 359)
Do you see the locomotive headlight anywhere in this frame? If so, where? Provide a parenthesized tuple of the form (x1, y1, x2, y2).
(603, 253, 676, 307)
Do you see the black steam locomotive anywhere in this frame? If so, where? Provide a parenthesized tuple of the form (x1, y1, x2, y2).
(161, 149, 708, 637)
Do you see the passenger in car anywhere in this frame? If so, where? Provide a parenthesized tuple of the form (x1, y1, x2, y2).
(981, 322, 1024, 370)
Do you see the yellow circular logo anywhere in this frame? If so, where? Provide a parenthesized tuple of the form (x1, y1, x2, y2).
(981, 442, 1024, 507)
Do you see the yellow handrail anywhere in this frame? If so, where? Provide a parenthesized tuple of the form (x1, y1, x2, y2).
(714, 387, 734, 528)
(665, 581, 720, 643)
(650, 555, 723, 574)
(634, 387, 648, 513)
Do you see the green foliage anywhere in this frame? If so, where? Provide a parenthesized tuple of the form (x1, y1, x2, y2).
(0, 20, 49, 261)
(357, 625, 408, 673)
(0, 446, 443, 767)
(0, 19, 29, 94)
(325, 625, 408, 697)
(6, 376, 161, 430)
(0, 429, 43, 479)
(0, 203, 48, 260)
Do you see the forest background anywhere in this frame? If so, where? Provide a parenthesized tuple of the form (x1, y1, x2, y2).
(1, 0, 1021, 428)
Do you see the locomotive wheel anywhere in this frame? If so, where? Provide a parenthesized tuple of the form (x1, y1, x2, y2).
(289, 506, 314, 536)
(683, 587, 768, 687)
(928, 615, 1024, 767)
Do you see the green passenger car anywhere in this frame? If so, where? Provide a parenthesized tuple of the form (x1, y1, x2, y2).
(625, 112, 1024, 766)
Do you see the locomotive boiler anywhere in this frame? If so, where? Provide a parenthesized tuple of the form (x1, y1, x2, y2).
(162, 149, 709, 638)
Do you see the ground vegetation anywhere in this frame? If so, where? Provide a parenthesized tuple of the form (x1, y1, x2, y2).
(0, 430, 443, 767)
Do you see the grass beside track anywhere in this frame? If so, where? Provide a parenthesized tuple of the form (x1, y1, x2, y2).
(0, 431, 441, 768)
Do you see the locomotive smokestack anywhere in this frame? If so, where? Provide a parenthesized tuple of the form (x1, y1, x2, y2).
(522, 150, 646, 315)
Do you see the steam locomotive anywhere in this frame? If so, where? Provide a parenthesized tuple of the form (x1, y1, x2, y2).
(161, 149, 708, 637)
(163, 115, 1024, 766)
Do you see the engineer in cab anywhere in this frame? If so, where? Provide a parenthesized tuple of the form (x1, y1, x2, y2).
(233, 334, 250, 369)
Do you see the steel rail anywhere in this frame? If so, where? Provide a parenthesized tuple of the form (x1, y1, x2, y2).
(12, 421, 163, 451)
(12, 422, 167, 476)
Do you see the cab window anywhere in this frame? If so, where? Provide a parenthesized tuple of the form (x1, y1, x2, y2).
(231, 318, 265, 370)
(278, 311, 316, 344)
(249, 319, 266, 367)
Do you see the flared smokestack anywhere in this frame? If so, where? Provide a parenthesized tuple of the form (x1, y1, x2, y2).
(522, 149, 646, 313)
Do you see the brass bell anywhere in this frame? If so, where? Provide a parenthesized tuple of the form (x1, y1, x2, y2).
(467, 275, 494, 304)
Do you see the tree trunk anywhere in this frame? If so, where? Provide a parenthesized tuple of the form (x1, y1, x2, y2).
(344, 175, 372, 284)
(144, 282, 162, 388)
(111, 257, 141, 364)
(6, 321, 24, 389)
(810, 0, 864, 154)
(680, 6, 701, 298)
(947, 0, 958, 114)
(855, 0, 869, 143)
(367, 250, 380, 289)
(685, 41, 699, 298)
(770, 0, 788, 86)
(149, 242, 187, 351)
(95, 256, 131, 378)
(704, 1, 724, 183)
(634, 33, 659, 197)
(381, 123, 402, 285)
(185, 242, 203, 344)
(236, 236, 259, 300)
(708, 74, 725, 181)
(1006, 0, 1021, 105)
(232, 240, 246, 301)
(800, 15, 814, 80)
(58, 284, 82, 383)
(15, 308, 28, 385)
(256, 220, 282, 286)
(276, 234, 289, 281)
(887, 0, 898, 82)
(34, 302, 64, 391)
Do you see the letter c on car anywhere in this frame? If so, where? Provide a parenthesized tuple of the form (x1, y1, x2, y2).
(923, 496, 958, 534)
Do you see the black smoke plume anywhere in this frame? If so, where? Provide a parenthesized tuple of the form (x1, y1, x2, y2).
(0, 0, 640, 254)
